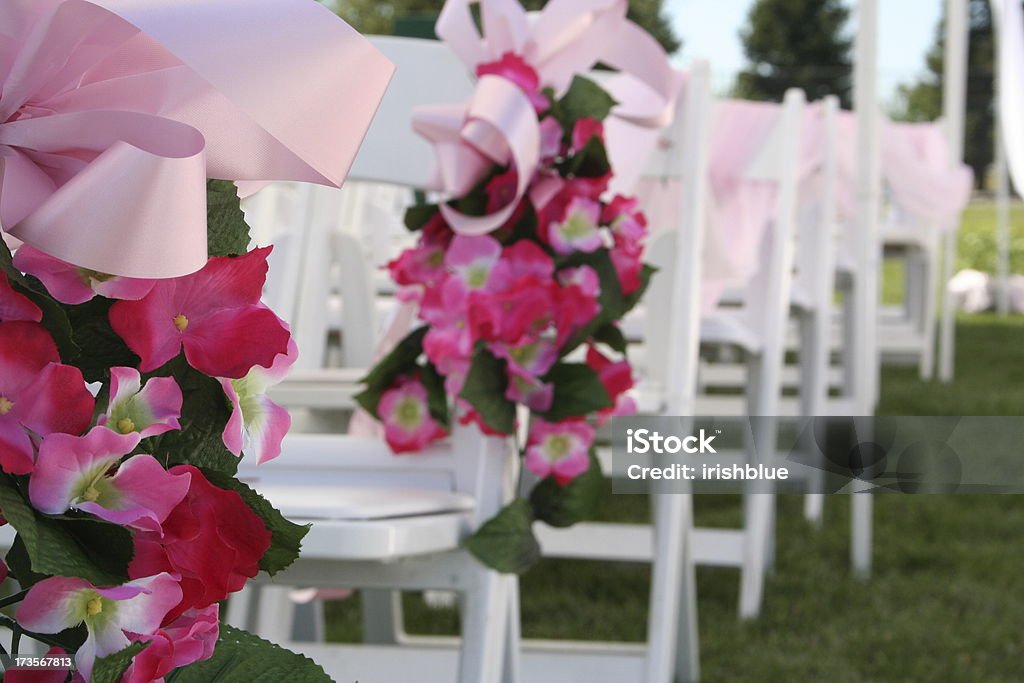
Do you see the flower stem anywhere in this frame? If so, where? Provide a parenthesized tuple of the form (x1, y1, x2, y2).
(0, 589, 29, 610)
(0, 614, 67, 650)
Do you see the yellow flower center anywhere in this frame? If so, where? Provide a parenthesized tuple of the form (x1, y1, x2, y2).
(173, 314, 189, 332)
(0, 397, 12, 416)
(82, 484, 101, 503)
(86, 597, 103, 616)
(116, 417, 136, 434)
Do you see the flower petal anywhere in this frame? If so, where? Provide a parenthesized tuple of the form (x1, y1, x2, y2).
(0, 271, 42, 322)
(0, 416, 36, 474)
(182, 305, 290, 379)
(17, 576, 93, 634)
(29, 428, 140, 515)
(17, 362, 95, 438)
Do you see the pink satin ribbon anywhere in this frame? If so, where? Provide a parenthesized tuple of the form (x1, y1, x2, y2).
(0, 0, 394, 278)
(415, 0, 681, 235)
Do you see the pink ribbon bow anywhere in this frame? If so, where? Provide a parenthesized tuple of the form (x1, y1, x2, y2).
(412, 0, 681, 235)
(0, 0, 394, 278)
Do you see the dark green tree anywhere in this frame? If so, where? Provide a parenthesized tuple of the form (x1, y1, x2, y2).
(895, 0, 993, 188)
(323, 0, 681, 55)
(733, 0, 853, 108)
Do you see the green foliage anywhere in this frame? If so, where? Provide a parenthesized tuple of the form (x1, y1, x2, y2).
(535, 363, 612, 422)
(206, 180, 252, 257)
(93, 643, 146, 683)
(201, 470, 310, 576)
(404, 202, 440, 231)
(354, 326, 429, 414)
(734, 0, 853, 108)
(463, 499, 541, 573)
(458, 345, 516, 434)
(166, 625, 331, 682)
(529, 451, 604, 527)
(0, 477, 133, 586)
(554, 76, 618, 126)
(63, 297, 140, 383)
(893, 0, 993, 188)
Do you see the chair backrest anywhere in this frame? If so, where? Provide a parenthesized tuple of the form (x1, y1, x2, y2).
(640, 60, 714, 416)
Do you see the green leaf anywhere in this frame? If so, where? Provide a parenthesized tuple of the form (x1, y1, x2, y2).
(64, 297, 140, 383)
(624, 263, 657, 312)
(557, 75, 618, 124)
(0, 239, 79, 362)
(593, 323, 628, 353)
(458, 346, 515, 435)
(404, 202, 440, 232)
(0, 477, 132, 586)
(200, 470, 309, 577)
(166, 625, 331, 683)
(530, 451, 605, 527)
(92, 643, 146, 683)
(564, 135, 611, 179)
(207, 180, 251, 257)
(5, 535, 47, 589)
(535, 363, 612, 422)
(354, 326, 428, 415)
(421, 362, 450, 428)
(463, 499, 541, 574)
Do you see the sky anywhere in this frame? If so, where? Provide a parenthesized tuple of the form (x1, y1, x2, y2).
(667, 0, 943, 104)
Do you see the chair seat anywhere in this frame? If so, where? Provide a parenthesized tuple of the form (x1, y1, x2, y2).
(257, 483, 475, 521)
(700, 311, 762, 353)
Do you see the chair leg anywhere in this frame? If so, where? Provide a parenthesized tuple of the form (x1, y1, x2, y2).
(225, 583, 256, 632)
(675, 494, 701, 683)
(739, 492, 773, 620)
(361, 589, 405, 644)
(799, 310, 827, 526)
(644, 493, 686, 683)
(256, 585, 297, 645)
(851, 494, 873, 579)
(458, 567, 509, 683)
(503, 577, 521, 683)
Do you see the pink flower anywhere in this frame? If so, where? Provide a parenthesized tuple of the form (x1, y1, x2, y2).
(445, 235, 505, 292)
(571, 118, 604, 152)
(546, 197, 604, 255)
(491, 337, 558, 378)
(220, 338, 297, 465)
(109, 247, 291, 379)
(486, 169, 520, 213)
(0, 322, 94, 474)
(525, 419, 594, 485)
(29, 427, 191, 532)
(378, 376, 448, 454)
(424, 325, 473, 383)
(13, 245, 155, 305)
(468, 277, 555, 345)
(477, 52, 548, 112)
(387, 216, 451, 289)
(0, 272, 41, 322)
(505, 370, 554, 412)
(497, 240, 555, 283)
(602, 195, 648, 247)
(586, 346, 636, 424)
(539, 117, 564, 161)
(125, 605, 219, 683)
(18, 573, 183, 681)
(99, 367, 182, 438)
(611, 241, 645, 295)
(554, 267, 602, 344)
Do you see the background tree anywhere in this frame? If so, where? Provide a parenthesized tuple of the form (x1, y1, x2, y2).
(895, 0, 993, 188)
(321, 0, 681, 55)
(733, 0, 853, 108)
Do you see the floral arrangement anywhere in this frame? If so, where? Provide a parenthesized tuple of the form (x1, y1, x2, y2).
(356, 48, 657, 572)
(0, 184, 324, 681)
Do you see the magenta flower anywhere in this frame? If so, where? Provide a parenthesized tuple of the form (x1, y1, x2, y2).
(468, 277, 555, 345)
(99, 367, 182, 438)
(491, 337, 558, 378)
(0, 272, 41, 322)
(546, 197, 604, 255)
(125, 605, 219, 683)
(496, 240, 555, 284)
(109, 247, 291, 379)
(485, 169, 520, 213)
(0, 321, 94, 474)
(525, 419, 594, 485)
(602, 195, 648, 247)
(220, 339, 297, 465)
(587, 346, 637, 425)
(13, 245, 155, 305)
(387, 215, 452, 289)
(18, 573, 183, 681)
(571, 118, 605, 152)
(445, 235, 505, 292)
(378, 376, 448, 454)
(477, 52, 549, 112)
(29, 427, 191, 531)
(505, 370, 554, 412)
(611, 240, 645, 295)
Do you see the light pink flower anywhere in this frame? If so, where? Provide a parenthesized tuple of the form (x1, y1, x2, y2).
(29, 427, 191, 531)
(18, 573, 183, 681)
(0, 321, 94, 474)
(220, 339, 297, 465)
(378, 376, 448, 454)
(505, 371, 554, 412)
(445, 235, 504, 292)
(99, 367, 182, 438)
(0, 272, 41, 322)
(477, 52, 548, 112)
(602, 195, 648, 247)
(539, 117, 564, 162)
(387, 215, 451, 289)
(491, 337, 558, 378)
(571, 118, 604, 152)
(547, 197, 604, 255)
(125, 605, 219, 683)
(525, 419, 594, 485)
(109, 247, 291, 379)
(13, 245, 155, 305)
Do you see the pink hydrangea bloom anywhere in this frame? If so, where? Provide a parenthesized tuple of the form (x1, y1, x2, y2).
(0, 321, 94, 474)
(18, 573, 183, 681)
(378, 376, 448, 454)
(525, 419, 595, 485)
(99, 367, 182, 438)
(220, 338, 297, 465)
(571, 117, 604, 152)
(109, 247, 291, 379)
(29, 427, 191, 531)
(0, 272, 41, 322)
(13, 245, 155, 305)
(125, 605, 219, 683)
(477, 52, 548, 112)
(546, 197, 604, 255)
